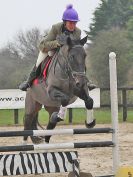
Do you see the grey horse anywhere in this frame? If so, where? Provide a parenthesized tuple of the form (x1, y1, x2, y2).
(23, 36, 95, 144)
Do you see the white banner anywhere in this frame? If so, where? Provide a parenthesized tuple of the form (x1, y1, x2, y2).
(0, 88, 100, 109)
(0, 89, 26, 109)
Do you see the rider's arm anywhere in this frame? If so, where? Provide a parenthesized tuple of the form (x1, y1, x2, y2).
(39, 23, 81, 52)
(39, 24, 61, 52)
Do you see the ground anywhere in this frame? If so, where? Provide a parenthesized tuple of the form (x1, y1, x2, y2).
(0, 123, 133, 177)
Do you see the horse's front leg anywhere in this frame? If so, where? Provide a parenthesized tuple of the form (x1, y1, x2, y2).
(74, 84, 93, 109)
(74, 85, 96, 128)
(45, 105, 67, 144)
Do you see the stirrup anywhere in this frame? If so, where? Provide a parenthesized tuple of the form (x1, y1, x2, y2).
(87, 82, 97, 91)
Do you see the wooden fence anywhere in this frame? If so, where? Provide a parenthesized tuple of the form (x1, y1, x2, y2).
(100, 87, 133, 121)
(68, 87, 133, 123)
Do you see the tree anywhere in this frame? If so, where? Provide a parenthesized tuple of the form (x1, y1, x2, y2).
(0, 27, 48, 88)
(126, 16, 133, 41)
(86, 0, 133, 40)
(7, 27, 44, 60)
(86, 28, 132, 87)
(0, 51, 20, 88)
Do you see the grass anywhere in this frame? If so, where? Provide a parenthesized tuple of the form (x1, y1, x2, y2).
(0, 108, 132, 126)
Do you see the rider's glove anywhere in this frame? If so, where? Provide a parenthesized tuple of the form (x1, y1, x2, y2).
(55, 41, 61, 47)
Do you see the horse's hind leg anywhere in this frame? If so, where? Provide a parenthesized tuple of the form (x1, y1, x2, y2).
(23, 112, 38, 141)
(44, 106, 60, 143)
(23, 91, 42, 144)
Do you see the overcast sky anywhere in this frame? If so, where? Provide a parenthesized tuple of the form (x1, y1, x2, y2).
(0, 0, 100, 47)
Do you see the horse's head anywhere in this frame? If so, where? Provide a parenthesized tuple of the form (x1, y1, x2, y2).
(58, 36, 88, 91)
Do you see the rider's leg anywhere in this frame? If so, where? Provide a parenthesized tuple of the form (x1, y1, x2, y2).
(36, 51, 48, 68)
(87, 80, 97, 90)
(19, 51, 48, 91)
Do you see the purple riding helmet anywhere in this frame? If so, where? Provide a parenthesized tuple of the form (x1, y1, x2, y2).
(62, 4, 79, 22)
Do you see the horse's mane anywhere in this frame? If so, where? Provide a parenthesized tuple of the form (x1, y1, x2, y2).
(56, 34, 80, 47)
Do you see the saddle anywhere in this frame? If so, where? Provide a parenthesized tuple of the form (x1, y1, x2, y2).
(33, 56, 52, 85)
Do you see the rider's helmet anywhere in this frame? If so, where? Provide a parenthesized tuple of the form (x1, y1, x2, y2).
(62, 4, 79, 22)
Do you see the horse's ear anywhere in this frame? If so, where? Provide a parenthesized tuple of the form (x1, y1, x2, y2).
(67, 37, 72, 47)
(80, 36, 88, 45)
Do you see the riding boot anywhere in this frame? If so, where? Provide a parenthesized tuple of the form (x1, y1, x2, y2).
(19, 66, 37, 91)
(19, 51, 48, 91)
(87, 80, 97, 91)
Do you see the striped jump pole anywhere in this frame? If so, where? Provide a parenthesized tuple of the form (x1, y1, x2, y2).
(0, 141, 114, 152)
(0, 151, 80, 177)
(0, 128, 113, 137)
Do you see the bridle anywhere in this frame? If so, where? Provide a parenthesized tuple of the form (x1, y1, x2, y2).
(58, 45, 88, 82)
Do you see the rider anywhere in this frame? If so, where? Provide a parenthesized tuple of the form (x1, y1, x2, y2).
(19, 4, 96, 91)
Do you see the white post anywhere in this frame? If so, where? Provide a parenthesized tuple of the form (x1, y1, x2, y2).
(109, 52, 120, 174)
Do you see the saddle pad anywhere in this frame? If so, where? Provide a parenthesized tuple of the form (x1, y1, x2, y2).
(33, 58, 52, 85)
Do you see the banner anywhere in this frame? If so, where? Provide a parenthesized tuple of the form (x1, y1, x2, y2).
(0, 89, 26, 109)
(0, 88, 100, 109)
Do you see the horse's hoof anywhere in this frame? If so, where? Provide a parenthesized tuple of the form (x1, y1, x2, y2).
(31, 136, 44, 144)
(85, 119, 96, 128)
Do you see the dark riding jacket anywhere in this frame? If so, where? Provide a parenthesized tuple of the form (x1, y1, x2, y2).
(39, 22, 81, 51)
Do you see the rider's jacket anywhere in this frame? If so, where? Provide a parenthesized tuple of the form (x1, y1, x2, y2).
(39, 22, 81, 51)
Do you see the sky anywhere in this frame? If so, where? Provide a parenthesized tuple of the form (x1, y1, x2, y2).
(0, 0, 100, 47)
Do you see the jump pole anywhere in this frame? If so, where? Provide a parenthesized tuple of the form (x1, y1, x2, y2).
(0, 141, 113, 152)
(0, 128, 113, 137)
(109, 52, 120, 173)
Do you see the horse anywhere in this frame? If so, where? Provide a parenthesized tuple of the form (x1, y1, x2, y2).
(23, 36, 95, 144)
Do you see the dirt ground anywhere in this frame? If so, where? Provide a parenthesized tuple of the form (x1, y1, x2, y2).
(0, 123, 133, 177)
